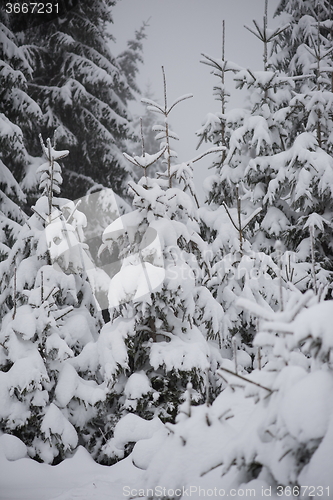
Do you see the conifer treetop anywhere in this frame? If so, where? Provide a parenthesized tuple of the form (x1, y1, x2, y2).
(37, 135, 69, 216)
(141, 66, 193, 188)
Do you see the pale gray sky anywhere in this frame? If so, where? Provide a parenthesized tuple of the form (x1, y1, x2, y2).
(111, 0, 281, 201)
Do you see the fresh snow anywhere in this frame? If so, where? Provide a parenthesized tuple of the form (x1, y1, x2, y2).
(2, 2, 333, 498)
(0, 437, 143, 500)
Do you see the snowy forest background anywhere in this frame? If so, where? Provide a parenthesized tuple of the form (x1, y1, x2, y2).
(1, 0, 333, 498)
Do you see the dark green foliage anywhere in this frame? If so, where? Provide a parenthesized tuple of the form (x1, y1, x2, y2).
(21, 0, 144, 200)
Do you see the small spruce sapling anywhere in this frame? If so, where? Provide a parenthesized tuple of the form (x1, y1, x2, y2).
(196, 8, 301, 366)
(0, 136, 105, 464)
(134, 291, 333, 491)
(230, 288, 333, 486)
(90, 69, 225, 464)
(141, 66, 193, 188)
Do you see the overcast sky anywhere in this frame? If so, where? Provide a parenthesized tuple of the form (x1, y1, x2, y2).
(110, 0, 281, 201)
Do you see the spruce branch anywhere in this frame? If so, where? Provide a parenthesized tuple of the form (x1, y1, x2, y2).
(12, 267, 17, 320)
(190, 147, 226, 164)
(167, 93, 193, 115)
(123, 146, 166, 175)
(309, 226, 318, 295)
(218, 409, 234, 422)
(54, 306, 74, 322)
(44, 286, 59, 303)
(275, 241, 284, 312)
(140, 98, 164, 114)
(41, 270, 44, 303)
(217, 367, 273, 393)
(201, 462, 224, 477)
(221, 188, 261, 255)
(162, 65, 172, 187)
(31, 207, 47, 223)
(233, 337, 238, 374)
(236, 185, 243, 254)
(66, 200, 82, 224)
(205, 367, 210, 407)
(257, 347, 262, 370)
(244, 0, 289, 70)
(140, 117, 145, 158)
(47, 138, 54, 216)
(221, 201, 239, 232)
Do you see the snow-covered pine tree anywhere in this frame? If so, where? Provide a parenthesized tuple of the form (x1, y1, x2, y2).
(213, 288, 333, 490)
(0, 164, 26, 262)
(23, 0, 141, 201)
(126, 85, 165, 181)
(81, 69, 224, 464)
(199, 196, 288, 362)
(199, 0, 333, 315)
(195, 13, 295, 357)
(209, 1, 333, 298)
(212, 10, 293, 249)
(271, 0, 333, 155)
(0, 9, 42, 172)
(196, 9, 292, 208)
(116, 21, 148, 102)
(0, 10, 42, 247)
(249, 132, 333, 294)
(196, 7, 295, 260)
(0, 136, 106, 464)
(266, 0, 333, 289)
(272, 0, 333, 83)
(195, 20, 234, 206)
(131, 290, 333, 493)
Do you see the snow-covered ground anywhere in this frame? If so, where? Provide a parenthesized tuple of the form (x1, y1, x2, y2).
(0, 435, 143, 500)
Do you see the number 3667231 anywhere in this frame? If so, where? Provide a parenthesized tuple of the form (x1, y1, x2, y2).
(5, 3, 59, 14)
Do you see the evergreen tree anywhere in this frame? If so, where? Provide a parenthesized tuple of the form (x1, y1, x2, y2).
(199, 3, 333, 301)
(264, 0, 333, 286)
(199, 196, 286, 356)
(77, 69, 224, 464)
(116, 21, 148, 101)
(195, 21, 233, 205)
(23, 0, 142, 200)
(134, 291, 333, 492)
(272, 0, 333, 148)
(0, 10, 42, 250)
(196, 13, 297, 352)
(273, 0, 333, 80)
(0, 163, 26, 261)
(0, 137, 105, 464)
(0, 10, 42, 169)
(127, 84, 165, 181)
